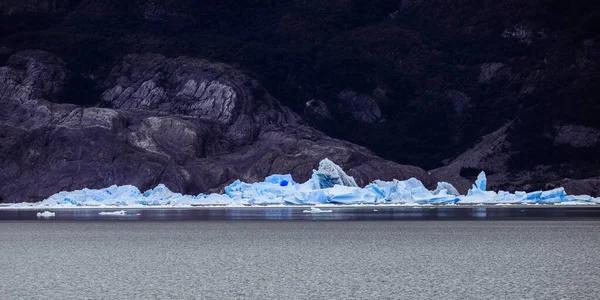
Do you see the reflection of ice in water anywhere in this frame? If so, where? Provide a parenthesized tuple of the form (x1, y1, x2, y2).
(36, 211, 55, 218)
(473, 207, 487, 218)
(99, 210, 127, 216)
(303, 207, 333, 213)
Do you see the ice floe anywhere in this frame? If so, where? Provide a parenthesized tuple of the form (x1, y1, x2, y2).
(36, 211, 56, 218)
(303, 207, 333, 213)
(99, 210, 127, 215)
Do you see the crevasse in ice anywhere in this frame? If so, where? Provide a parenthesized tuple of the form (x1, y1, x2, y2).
(13, 159, 600, 207)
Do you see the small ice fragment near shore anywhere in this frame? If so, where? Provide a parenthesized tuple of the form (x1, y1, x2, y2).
(99, 210, 127, 215)
(303, 207, 333, 213)
(36, 211, 55, 218)
(373, 209, 378, 211)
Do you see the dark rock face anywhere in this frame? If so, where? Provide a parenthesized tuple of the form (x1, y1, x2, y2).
(0, 0, 77, 15)
(432, 122, 600, 195)
(431, 123, 513, 193)
(556, 178, 600, 197)
(304, 99, 332, 123)
(336, 90, 382, 124)
(0, 51, 434, 202)
(0, 50, 68, 102)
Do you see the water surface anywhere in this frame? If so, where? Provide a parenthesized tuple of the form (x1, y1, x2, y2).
(2, 206, 600, 221)
(1, 220, 599, 299)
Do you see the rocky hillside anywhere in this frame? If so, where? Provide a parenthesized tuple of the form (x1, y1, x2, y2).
(0, 50, 433, 202)
(0, 0, 599, 198)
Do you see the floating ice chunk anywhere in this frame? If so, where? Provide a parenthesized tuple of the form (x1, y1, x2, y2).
(264, 174, 296, 186)
(141, 184, 181, 205)
(523, 191, 542, 203)
(462, 188, 497, 203)
(313, 158, 358, 188)
(418, 189, 459, 204)
(539, 188, 567, 203)
(99, 210, 127, 215)
(99, 185, 142, 205)
(475, 171, 487, 191)
(165, 194, 197, 206)
(462, 172, 498, 203)
(565, 195, 593, 202)
(409, 188, 434, 203)
(433, 182, 460, 196)
(365, 180, 406, 202)
(367, 177, 458, 204)
(404, 177, 426, 190)
(326, 185, 378, 204)
(521, 188, 567, 204)
(224, 180, 250, 199)
(403, 178, 457, 204)
(224, 179, 296, 204)
(303, 207, 333, 213)
(194, 193, 237, 206)
(36, 211, 55, 218)
(38, 185, 142, 206)
(492, 191, 526, 203)
(365, 178, 430, 203)
(299, 189, 328, 204)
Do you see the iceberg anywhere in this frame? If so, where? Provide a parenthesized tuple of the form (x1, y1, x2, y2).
(433, 182, 460, 197)
(475, 171, 487, 191)
(460, 172, 499, 203)
(313, 158, 358, 188)
(36, 211, 56, 218)
(39, 185, 142, 206)
(303, 207, 333, 213)
(6, 159, 600, 207)
(99, 210, 127, 215)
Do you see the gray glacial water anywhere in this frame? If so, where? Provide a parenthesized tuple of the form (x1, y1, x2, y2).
(1, 221, 599, 299)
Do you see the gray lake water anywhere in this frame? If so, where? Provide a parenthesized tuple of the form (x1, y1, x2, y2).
(3, 206, 600, 221)
(1, 220, 599, 299)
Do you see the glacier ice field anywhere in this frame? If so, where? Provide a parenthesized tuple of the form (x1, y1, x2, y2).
(7, 159, 600, 207)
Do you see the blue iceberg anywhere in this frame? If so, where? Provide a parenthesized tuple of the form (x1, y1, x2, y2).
(9, 159, 600, 207)
(313, 158, 358, 188)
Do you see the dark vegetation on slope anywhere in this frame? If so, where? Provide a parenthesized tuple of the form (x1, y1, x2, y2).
(1, 0, 599, 183)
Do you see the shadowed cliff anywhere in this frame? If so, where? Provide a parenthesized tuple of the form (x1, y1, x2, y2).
(0, 50, 433, 202)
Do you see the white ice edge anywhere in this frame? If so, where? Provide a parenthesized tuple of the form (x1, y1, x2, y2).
(303, 207, 333, 213)
(98, 210, 127, 215)
(36, 211, 56, 217)
(3, 159, 599, 208)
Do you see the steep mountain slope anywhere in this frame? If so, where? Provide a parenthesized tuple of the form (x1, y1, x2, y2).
(0, 50, 433, 202)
